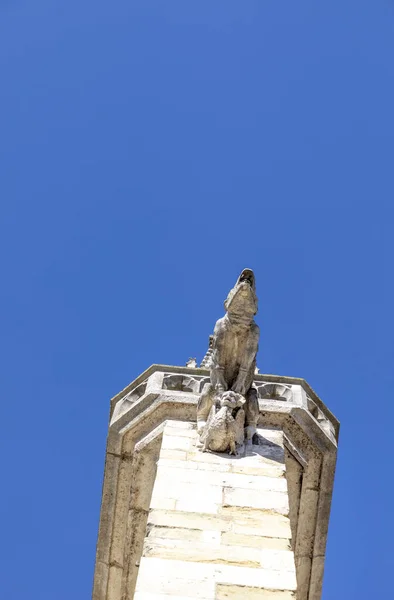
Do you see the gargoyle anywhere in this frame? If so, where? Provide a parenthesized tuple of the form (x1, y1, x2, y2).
(197, 268, 260, 443)
(200, 391, 245, 455)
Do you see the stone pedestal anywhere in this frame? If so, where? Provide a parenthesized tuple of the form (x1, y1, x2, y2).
(93, 365, 338, 600)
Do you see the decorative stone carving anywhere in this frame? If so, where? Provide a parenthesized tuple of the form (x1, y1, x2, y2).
(257, 382, 293, 401)
(200, 335, 214, 368)
(162, 374, 201, 394)
(110, 379, 148, 423)
(199, 391, 245, 454)
(198, 376, 210, 392)
(306, 394, 337, 443)
(197, 269, 260, 449)
(185, 357, 197, 368)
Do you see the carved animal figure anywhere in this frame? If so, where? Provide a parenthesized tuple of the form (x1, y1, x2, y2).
(197, 268, 260, 441)
(200, 391, 245, 455)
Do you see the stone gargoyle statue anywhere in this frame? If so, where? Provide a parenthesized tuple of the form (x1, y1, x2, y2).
(197, 268, 260, 453)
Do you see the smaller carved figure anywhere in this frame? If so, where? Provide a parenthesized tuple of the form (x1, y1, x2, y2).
(186, 358, 198, 368)
(200, 391, 245, 455)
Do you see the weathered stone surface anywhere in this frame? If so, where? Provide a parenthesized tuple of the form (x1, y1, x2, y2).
(134, 594, 204, 600)
(216, 585, 296, 599)
(134, 594, 200, 600)
(222, 486, 289, 515)
(221, 532, 290, 551)
(154, 465, 286, 492)
(143, 537, 262, 567)
(214, 562, 297, 590)
(161, 433, 194, 452)
(199, 391, 246, 455)
(135, 557, 216, 598)
(148, 509, 233, 533)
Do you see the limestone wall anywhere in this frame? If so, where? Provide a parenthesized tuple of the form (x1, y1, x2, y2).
(134, 421, 297, 600)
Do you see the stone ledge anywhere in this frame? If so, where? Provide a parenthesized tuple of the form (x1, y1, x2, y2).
(109, 365, 339, 443)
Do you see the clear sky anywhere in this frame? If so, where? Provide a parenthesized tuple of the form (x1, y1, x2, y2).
(1, 1, 393, 598)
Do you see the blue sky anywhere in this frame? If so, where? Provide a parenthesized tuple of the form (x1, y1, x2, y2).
(1, 1, 393, 598)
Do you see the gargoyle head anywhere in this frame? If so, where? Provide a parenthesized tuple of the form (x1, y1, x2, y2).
(220, 390, 245, 409)
(224, 268, 258, 321)
(238, 268, 256, 290)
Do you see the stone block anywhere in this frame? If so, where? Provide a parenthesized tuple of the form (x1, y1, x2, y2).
(221, 472, 287, 493)
(152, 478, 221, 502)
(256, 428, 285, 445)
(164, 425, 197, 439)
(154, 465, 286, 492)
(135, 557, 216, 598)
(134, 594, 205, 600)
(216, 585, 295, 599)
(159, 449, 187, 461)
(229, 463, 285, 478)
(147, 509, 232, 533)
(165, 420, 196, 430)
(190, 461, 232, 473)
(147, 525, 221, 546)
(175, 496, 220, 515)
(161, 434, 194, 452)
(215, 563, 297, 591)
(185, 450, 233, 465)
(157, 457, 231, 473)
(221, 508, 292, 539)
(259, 549, 296, 572)
(107, 566, 123, 600)
(223, 487, 289, 515)
(149, 496, 176, 511)
(221, 532, 290, 551)
(143, 537, 262, 567)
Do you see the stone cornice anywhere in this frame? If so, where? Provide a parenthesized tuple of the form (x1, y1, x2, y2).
(109, 364, 339, 442)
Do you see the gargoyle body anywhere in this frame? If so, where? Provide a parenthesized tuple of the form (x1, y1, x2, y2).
(197, 268, 260, 445)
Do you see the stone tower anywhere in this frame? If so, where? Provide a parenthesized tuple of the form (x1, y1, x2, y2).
(93, 270, 339, 600)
